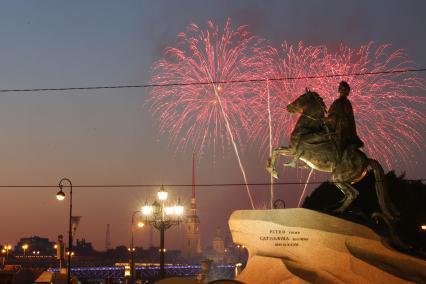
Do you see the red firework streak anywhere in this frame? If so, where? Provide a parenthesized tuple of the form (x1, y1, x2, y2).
(148, 18, 269, 157)
(149, 19, 425, 173)
(250, 42, 426, 169)
(149, 19, 273, 208)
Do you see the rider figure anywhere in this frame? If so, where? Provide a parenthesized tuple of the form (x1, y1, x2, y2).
(325, 81, 364, 159)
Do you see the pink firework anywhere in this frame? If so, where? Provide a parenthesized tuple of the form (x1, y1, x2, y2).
(148, 18, 269, 157)
(250, 42, 426, 169)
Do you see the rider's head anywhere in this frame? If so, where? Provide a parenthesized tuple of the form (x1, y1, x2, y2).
(338, 81, 350, 97)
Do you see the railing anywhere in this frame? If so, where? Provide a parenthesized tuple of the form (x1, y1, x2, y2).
(47, 264, 236, 281)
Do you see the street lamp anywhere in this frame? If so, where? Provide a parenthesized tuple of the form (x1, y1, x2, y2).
(236, 244, 245, 264)
(3, 245, 12, 261)
(22, 244, 28, 257)
(55, 178, 73, 284)
(129, 210, 145, 284)
(141, 185, 184, 279)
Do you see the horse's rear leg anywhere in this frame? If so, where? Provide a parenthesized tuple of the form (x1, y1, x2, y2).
(368, 159, 400, 221)
(333, 181, 359, 213)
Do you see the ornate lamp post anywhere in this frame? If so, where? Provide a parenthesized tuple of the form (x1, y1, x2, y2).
(236, 244, 245, 264)
(141, 185, 184, 279)
(21, 244, 28, 257)
(55, 178, 73, 284)
(3, 245, 12, 261)
(129, 210, 144, 284)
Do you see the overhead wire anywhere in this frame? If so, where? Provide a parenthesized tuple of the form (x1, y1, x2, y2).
(0, 68, 425, 93)
(0, 67, 423, 189)
(0, 179, 424, 189)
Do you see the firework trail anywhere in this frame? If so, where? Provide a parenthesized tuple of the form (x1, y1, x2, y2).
(251, 42, 426, 170)
(297, 168, 314, 207)
(149, 19, 269, 208)
(266, 79, 275, 208)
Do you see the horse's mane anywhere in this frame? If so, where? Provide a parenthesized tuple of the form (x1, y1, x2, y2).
(306, 91, 327, 114)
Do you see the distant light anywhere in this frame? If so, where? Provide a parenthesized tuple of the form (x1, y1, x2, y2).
(137, 221, 145, 228)
(22, 244, 28, 250)
(142, 205, 153, 216)
(124, 265, 131, 277)
(421, 225, 426, 231)
(217, 85, 222, 92)
(174, 205, 184, 216)
(158, 186, 168, 201)
(56, 190, 66, 201)
(54, 244, 58, 249)
(165, 207, 174, 215)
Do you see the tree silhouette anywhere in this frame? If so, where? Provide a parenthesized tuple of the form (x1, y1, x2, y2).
(302, 171, 426, 254)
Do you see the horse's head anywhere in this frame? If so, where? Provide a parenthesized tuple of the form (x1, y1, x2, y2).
(287, 89, 326, 119)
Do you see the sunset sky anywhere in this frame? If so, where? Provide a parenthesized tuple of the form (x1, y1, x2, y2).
(0, 0, 425, 251)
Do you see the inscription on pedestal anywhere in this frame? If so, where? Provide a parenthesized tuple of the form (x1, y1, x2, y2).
(259, 229, 309, 247)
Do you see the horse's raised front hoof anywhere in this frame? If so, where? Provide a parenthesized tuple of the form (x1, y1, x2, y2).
(266, 166, 279, 179)
(266, 159, 279, 179)
(266, 167, 279, 179)
(271, 170, 279, 179)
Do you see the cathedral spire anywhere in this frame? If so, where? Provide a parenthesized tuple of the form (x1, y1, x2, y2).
(191, 153, 196, 212)
(183, 153, 202, 261)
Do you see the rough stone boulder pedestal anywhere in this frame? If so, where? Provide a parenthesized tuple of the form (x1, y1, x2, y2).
(228, 208, 426, 284)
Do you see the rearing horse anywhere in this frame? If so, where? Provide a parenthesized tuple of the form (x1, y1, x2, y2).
(266, 90, 399, 221)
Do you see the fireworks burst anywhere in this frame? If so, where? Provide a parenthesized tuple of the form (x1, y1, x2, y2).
(149, 17, 425, 192)
(250, 42, 426, 169)
(149, 19, 272, 208)
(148, 18, 268, 157)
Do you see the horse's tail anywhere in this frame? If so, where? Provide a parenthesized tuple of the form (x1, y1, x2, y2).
(368, 159, 400, 221)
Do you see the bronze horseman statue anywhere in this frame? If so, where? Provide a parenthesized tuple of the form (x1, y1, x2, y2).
(266, 81, 400, 227)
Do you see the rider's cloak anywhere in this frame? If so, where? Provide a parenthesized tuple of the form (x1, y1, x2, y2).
(326, 96, 364, 153)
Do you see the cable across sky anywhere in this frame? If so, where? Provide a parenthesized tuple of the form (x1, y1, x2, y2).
(0, 68, 425, 94)
(0, 179, 424, 189)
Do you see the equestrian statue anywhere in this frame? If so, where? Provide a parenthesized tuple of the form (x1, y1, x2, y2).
(266, 81, 400, 224)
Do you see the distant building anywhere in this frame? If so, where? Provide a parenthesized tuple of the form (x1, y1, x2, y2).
(75, 239, 95, 256)
(204, 228, 233, 264)
(182, 154, 202, 261)
(15, 236, 55, 256)
(212, 228, 226, 255)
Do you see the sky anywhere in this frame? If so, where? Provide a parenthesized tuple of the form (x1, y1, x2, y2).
(0, 0, 425, 251)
